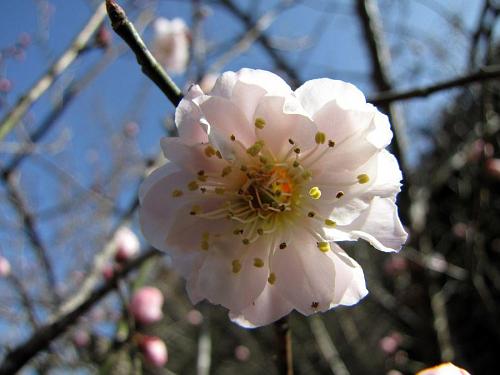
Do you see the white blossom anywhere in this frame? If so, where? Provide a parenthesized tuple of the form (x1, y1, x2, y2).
(152, 17, 189, 75)
(139, 68, 407, 327)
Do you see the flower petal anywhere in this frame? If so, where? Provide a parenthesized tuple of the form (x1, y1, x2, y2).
(228, 284, 293, 328)
(341, 196, 408, 252)
(295, 78, 367, 116)
(271, 227, 336, 315)
(175, 86, 208, 145)
(253, 96, 317, 157)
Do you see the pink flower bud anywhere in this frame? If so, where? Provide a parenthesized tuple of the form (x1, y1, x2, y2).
(383, 255, 408, 276)
(139, 336, 168, 367)
(379, 332, 402, 355)
(416, 363, 471, 375)
(130, 286, 164, 325)
(72, 329, 90, 348)
(234, 345, 250, 362)
(95, 26, 112, 49)
(102, 263, 114, 281)
(186, 309, 203, 326)
(0, 78, 12, 93)
(0, 256, 11, 277)
(18, 32, 31, 47)
(114, 227, 140, 263)
(485, 158, 500, 180)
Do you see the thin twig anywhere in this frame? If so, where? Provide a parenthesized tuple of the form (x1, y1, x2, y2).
(368, 64, 500, 105)
(274, 316, 293, 375)
(0, 249, 162, 375)
(0, 3, 107, 140)
(105, 0, 183, 107)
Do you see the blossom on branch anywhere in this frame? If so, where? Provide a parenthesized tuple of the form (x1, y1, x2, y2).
(130, 286, 164, 325)
(152, 17, 189, 75)
(139, 68, 407, 327)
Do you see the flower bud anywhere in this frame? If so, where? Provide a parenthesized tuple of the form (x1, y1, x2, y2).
(130, 286, 164, 325)
(114, 227, 140, 263)
(139, 336, 168, 367)
(72, 329, 90, 348)
(0, 256, 11, 277)
(416, 363, 471, 375)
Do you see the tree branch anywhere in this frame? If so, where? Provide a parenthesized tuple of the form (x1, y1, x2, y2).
(368, 64, 500, 105)
(0, 3, 107, 140)
(0, 249, 163, 375)
(106, 0, 183, 107)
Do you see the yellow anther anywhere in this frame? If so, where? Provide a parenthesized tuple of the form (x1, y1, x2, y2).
(288, 138, 295, 145)
(328, 140, 335, 148)
(221, 166, 232, 177)
(268, 272, 276, 285)
(324, 219, 337, 227)
(254, 117, 266, 129)
(240, 165, 248, 172)
(232, 260, 242, 274)
(302, 171, 312, 180)
(230, 134, 236, 141)
(307, 211, 316, 218)
(246, 140, 265, 157)
(253, 258, 264, 268)
(188, 181, 199, 191)
(189, 205, 202, 215)
(257, 228, 264, 235)
(197, 175, 208, 182)
(279, 242, 287, 249)
(309, 186, 322, 199)
(204, 145, 216, 157)
(215, 187, 225, 195)
(200, 241, 209, 251)
(293, 147, 301, 154)
(357, 174, 370, 184)
(171, 189, 183, 198)
(317, 242, 331, 252)
(336, 191, 344, 199)
(242, 238, 250, 245)
(315, 131, 326, 144)
(215, 150, 223, 159)
(292, 160, 300, 168)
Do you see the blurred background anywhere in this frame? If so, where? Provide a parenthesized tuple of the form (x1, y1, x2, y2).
(0, 0, 499, 374)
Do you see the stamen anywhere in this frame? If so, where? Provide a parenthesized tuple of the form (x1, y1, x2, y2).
(324, 219, 337, 227)
(328, 140, 335, 148)
(315, 132, 326, 144)
(254, 118, 266, 129)
(204, 145, 216, 157)
(253, 258, 264, 267)
(246, 140, 265, 157)
(230, 134, 236, 141)
(232, 260, 242, 273)
(215, 187, 225, 195)
(188, 181, 199, 191)
(336, 191, 344, 199)
(309, 186, 322, 199)
(279, 242, 287, 249)
(357, 174, 370, 184)
(317, 242, 331, 252)
(171, 189, 183, 198)
(268, 272, 276, 284)
(307, 211, 316, 218)
(200, 241, 209, 251)
(221, 166, 232, 177)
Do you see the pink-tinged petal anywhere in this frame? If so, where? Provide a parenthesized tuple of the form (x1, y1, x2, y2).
(198, 96, 255, 150)
(194, 239, 271, 311)
(160, 138, 227, 174)
(175, 87, 208, 145)
(253, 96, 317, 157)
(416, 363, 471, 375)
(139, 165, 197, 251)
(366, 111, 392, 149)
(210, 70, 237, 98)
(341, 196, 407, 252)
(228, 284, 293, 328)
(295, 78, 367, 116)
(328, 244, 368, 306)
(272, 227, 336, 315)
(237, 68, 292, 97)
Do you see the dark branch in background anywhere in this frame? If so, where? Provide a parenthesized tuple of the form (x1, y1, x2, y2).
(356, 0, 410, 222)
(0, 3, 107, 141)
(275, 316, 293, 375)
(218, 0, 300, 88)
(106, 0, 183, 107)
(469, 0, 498, 68)
(368, 64, 500, 105)
(0, 249, 163, 375)
(3, 176, 60, 306)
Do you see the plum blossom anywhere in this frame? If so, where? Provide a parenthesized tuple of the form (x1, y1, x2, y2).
(139, 336, 168, 367)
(416, 363, 471, 375)
(113, 226, 140, 262)
(0, 256, 11, 277)
(130, 286, 164, 325)
(153, 17, 189, 75)
(139, 68, 407, 327)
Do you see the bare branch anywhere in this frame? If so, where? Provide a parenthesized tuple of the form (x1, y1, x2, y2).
(106, 0, 183, 106)
(0, 3, 107, 140)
